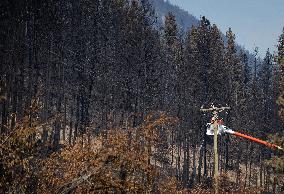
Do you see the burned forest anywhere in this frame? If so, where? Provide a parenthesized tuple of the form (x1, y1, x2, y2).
(0, 0, 284, 193)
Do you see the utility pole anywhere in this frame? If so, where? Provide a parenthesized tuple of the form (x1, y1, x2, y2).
(212, 109, 219, 194)
(201, 103, 283, 193)
(201, 105, 230, 194)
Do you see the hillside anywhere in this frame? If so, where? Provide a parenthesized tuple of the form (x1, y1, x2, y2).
(151, 0, 254, 62)
(150, 0, 199, 30)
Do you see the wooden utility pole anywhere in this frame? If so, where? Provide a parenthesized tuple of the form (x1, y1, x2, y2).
(212, 110, 219, 194)
(200, 105, 230, 194)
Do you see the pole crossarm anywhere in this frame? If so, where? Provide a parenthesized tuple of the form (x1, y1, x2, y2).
(200, 106, 231, 113)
